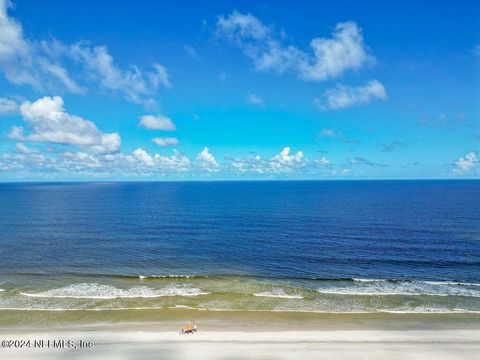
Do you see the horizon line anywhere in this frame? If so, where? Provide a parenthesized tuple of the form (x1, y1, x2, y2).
(0, 178, 479, 184)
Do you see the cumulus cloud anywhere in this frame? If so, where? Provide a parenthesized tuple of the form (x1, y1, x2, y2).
(0, 146, 193, 175)
(453, 152, 477, 175)
(90, 132, 121, 155)
(247, 93, 264, 107)
(0, 143, 347, 178)
(0, 96, 18, 114)
(133, 148, 155, 167)
(152, 137, 179, 146)
(315, 157, 330, 167)
(139, 115, 176, 131)
(10, 96, 120, 154)
(197, 147, 219, 171)
(231, 155, 265, 174)
(6, 124, 24, 140)
(230, 147, 307, 174)
(217, 11, 374, 82)
(0, 0, 169, 105)
(271, 146, 303, 164)
(316, 80, 387, 110)
(132, 148, 191, 171)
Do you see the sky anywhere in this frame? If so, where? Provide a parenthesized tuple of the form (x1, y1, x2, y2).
(0, 0, 479, 180)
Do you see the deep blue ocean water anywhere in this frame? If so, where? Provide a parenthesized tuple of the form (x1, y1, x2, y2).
(0, 180, 479, 315)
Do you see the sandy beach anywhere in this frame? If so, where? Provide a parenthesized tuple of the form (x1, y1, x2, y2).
(1, 328, 479, 360)
(2, 314, 480, 359)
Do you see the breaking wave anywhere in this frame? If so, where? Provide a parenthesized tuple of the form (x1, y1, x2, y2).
(138, 275, 200, 280)
(20, 283, 209, 299)
(317, 280, 480, 297)
(253, 289, 304, 299)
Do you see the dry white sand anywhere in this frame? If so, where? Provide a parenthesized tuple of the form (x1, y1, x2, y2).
(1, 328, 479, 360)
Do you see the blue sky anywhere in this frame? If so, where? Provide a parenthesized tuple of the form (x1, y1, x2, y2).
(0, 0, 478, 180)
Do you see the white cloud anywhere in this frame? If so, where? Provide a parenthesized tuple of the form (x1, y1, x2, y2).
(217, 11, 270, 42)
(133, 148, 155, 167)
(0, 0, 83, 93)
(247, 93, 265, 107)
(91, 133, 121, 155)
(0, 0, 169, 105)
(15, 142, 35, 154)
(315, 157, 330, 166)
(271, 146, 303, 164)
(217, 11, 374, 82)
(133, 148, 191, 171)
(7, 124, 24, 140)
(0, 144, 347, 178)
(320, 128, 335, 138)
(0, 96, 17, 114)
(332, 168, 350, 176)
(197, 147, 217, 165)
(318, 128, 358, 144)
(184, 44, 199, 59)
(69, 44, 170, 106)
(231, 155, 266, 174)
(14, 96, 120, 154)
(316, 80, 387, 110)
(453, 152, 477, 175)
(197, 147, 219, 171)
(269, 147, 305, 173)
(139, 115, 176, 131)
(152, 137, 179, 146)
(300, 22, 373, 81)
(153, 150, 191, 171)
(230, 147, 307, 174)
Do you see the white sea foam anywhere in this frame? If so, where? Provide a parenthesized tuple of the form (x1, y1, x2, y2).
(1, 306, 479, 314)
(317, 280, 480, 297)
(170, 305, 196, 309)
(352, 278, 480, 287)
(423, 281, 480, 287)
(139, 275, 195, 279)
(253, 289, 304, 299)
(352, 278, 386, 283)
(20, 283, 209, 299)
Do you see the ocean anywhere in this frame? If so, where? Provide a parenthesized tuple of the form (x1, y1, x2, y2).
(0, 180, 479, 325)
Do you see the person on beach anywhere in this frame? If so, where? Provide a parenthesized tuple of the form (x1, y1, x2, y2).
(181, 320, 197, 334)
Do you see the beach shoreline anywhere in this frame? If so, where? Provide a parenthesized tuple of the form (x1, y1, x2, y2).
(1, 314, 480, 359)
(2, 311, 480, 331)
(1, 327, 479, 359)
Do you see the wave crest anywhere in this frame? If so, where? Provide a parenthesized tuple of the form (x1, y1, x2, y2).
(20, 283, 209, 299)
(317, 280, 480, 297)
(253, 289, 304, 299)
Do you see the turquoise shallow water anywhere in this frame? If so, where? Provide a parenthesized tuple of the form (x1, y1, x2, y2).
(1, 275, 479, 316)
(0, 181, 479, 321)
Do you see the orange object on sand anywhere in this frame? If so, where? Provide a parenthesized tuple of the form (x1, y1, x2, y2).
(181, 321, 197, 334)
